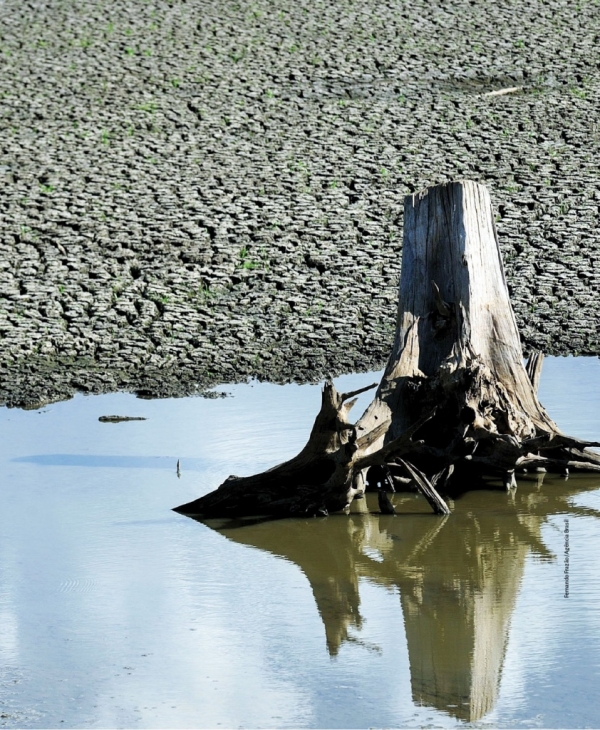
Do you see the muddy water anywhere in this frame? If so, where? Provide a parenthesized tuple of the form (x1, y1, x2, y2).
(1, 358, 600, 728)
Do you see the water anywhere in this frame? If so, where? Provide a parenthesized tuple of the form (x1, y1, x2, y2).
(1, 358, 600, 728)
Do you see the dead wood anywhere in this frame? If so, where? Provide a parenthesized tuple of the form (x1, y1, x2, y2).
(377, 489, 396, 515)
(174, 181, 600, 519)
(397, 459, 451, 515)
(525, 351, 544, 393)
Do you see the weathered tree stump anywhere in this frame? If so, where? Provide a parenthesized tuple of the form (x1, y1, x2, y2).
(175, 180, 600, 519)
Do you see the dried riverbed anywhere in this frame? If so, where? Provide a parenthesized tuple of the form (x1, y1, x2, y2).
(1, 0, 600, 407)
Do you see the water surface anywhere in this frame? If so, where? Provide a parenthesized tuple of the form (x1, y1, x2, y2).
(1, 358, 600, 728)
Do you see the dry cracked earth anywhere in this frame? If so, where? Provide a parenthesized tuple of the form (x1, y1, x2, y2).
(1, 0, 599, 407)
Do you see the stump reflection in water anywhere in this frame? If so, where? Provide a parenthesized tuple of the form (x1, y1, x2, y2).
(194, 475, 600, 723)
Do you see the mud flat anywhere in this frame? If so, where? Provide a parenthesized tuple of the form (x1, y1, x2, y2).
(1, 0, 599, 407)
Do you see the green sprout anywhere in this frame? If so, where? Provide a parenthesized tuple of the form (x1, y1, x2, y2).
(239, 246, 259, 270)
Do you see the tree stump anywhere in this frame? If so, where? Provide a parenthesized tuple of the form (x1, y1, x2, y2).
(175, 180, 600, 519)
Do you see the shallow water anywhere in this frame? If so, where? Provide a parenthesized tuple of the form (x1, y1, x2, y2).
(1, 357, 600, 728)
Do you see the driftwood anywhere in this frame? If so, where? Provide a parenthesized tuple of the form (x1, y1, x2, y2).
(175, 180, 600, 519)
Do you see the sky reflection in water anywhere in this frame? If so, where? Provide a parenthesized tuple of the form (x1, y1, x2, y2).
(1, 357, 600, 728)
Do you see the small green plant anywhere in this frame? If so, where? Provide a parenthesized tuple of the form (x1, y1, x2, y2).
(138, 101, 156, 113)
(125, 47, 135, 56)
(171, 78, 180, 87)
(239, 247, 259, 270)
(111, 283, 125, 303)
(59, 285, 65, 293)
(196, 282, 218, 302)
(101, 130, 110, 144)
(570, 87, 587, 99)
(40, 184, 55, 194)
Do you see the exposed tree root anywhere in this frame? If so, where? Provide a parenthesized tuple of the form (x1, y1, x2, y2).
(174, 181, 600, 519)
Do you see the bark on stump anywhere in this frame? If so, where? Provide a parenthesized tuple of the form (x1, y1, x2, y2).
(175, 180, 600, 519)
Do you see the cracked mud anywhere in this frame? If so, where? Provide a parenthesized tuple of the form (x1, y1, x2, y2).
(1, 0, 599, 407)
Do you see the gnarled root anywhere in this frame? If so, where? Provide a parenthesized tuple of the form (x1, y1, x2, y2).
(174, 181, 600, 520)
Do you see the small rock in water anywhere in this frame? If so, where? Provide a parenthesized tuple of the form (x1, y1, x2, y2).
(200, 390, 229, 399)
(98, 415, 147, 423)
